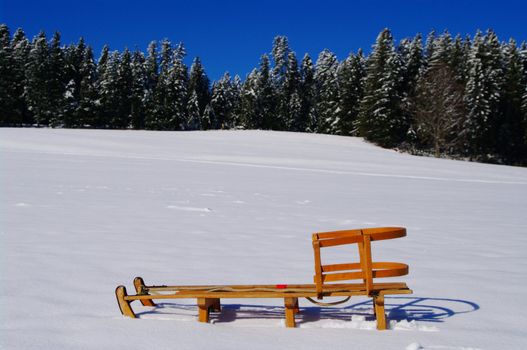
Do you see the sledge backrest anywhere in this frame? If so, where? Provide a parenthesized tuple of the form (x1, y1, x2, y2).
(312, 227, 407, 297)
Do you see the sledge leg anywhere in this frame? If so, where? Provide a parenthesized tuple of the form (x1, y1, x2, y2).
(116, 286, 136, 318)
(133, 277, 156, 306)
(284, 297, 297, 328)
(373, 295, 387, 330)
(198, 298, 216, 323)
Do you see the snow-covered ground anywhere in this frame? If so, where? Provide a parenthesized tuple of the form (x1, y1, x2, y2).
(1, 128, 526, 350)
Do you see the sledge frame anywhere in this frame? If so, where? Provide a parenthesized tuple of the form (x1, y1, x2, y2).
(116, 227, 412, 330)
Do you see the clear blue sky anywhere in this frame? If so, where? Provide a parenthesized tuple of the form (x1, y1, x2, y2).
(1, 0, 526, 80)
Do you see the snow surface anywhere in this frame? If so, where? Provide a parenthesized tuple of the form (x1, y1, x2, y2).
(1, 128, 526, 349)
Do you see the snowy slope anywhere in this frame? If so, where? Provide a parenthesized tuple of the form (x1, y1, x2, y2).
(1, 128, 526, 350)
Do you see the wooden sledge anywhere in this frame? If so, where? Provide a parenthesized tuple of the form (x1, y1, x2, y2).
(116, 227, 412, 330)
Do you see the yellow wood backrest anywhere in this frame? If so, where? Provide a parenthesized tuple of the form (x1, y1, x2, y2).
(312, 227, 408, 298)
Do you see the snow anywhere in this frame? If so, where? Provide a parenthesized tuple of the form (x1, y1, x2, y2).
(1, 128, 526, 349)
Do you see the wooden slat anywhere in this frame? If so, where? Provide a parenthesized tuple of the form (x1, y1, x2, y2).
(314, 227, 406, 244)
(321, 262, 361, 272)
(146, 282, 409, 293)
(318, 235, 363, 247)
(123, 287, 411, 300)
(314, 229, 362, 239)
(322, 271, 364, 282)
(312, 237, 323, 298)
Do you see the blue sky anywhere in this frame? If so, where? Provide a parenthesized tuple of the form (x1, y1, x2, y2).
(1, 0, 526, 80)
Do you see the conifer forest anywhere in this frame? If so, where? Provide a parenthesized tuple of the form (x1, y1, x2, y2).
(1, 24, 526, 165)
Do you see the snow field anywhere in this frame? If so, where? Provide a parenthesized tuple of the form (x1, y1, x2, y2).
(1, 128, 526, 349)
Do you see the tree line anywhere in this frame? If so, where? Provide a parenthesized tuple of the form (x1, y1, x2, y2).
(1, 24, 526, 165)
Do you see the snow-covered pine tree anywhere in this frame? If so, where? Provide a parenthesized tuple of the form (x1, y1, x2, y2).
(314, 49, 339, 134)
(58, 79, 78, 127)
(230, 74, 242, 127)
(25, 31, 51, 126)
(463, 30, 504, 160)
(398, 34, 424, 143)
(77, 46, 98, 127)
(337, 49, 365, 135)
(188, 57, 211, 115)
(0, 24, 14, 125)
(58, 38, 87, 127)
(497, 39, 526, 163)
(147, 39, 172, 129)
(166, 42, 188, 130)
(462, 32, 490, 158)
(271, 36, 289, 85)
(357, 29, 406, 147)
(211, 72, 236, 129)
(47, 32, 66, 127)
(9, 28, 31, 125)
(98, 51, 121, 128)
(271, 36, 290, 129)
(130, 49, 147, 129)
(283, 51, 300, 130)
(186, 89, 200, 130)
(239, 69, 259, 128)
(256, 54, 276, 129)
(425, 30, 436, 63)
(111, 48, 133, 128)
(299, 53, 315, 132)
(201, 103, 214, 130)
(93, 45, 109, 127)
(143, 41, 158, 127)
(449, 34, 470, 84)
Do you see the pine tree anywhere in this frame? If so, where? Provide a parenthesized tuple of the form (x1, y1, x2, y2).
(112, 48, 134, 128)
(239, 69, 259, 128)
(271, 36, 290, 84)
(299, 53, 315, 132)
(0, 24, 14, 125)
(201, 103, 214, 130)
(358, 29, 406, 147)
(58, 79, 78, 127)
(25, 31, 51, 126)
(188, 57, 210, 115)
(186, 90, 201, 130)
(10, 28, 31, 125)
(47, 32, 66, 126)
(143, 40, 158, 127)
(463, 30, 504, 159)
(147, 39, 172, 129)
(398, 34, 424, 142)
(98, 51, 121, 128)
(58, 38, 88, 127)
(130, 49, 147, 129)
(77, 46, 98, 127)
(497, 39, 526, 163)
(166, 42, 188, 130)
(93, 45, 109, 127)
(271, 36, 290, 129)
(230, 75, 242, 127)
(449, 34, 470, 84)
(314, 49, 339, 134)
(337, 49, 365, 135)
(256, 55, 276, 129)
(283, 51, 300, 130)
(211, 72, 236, 129)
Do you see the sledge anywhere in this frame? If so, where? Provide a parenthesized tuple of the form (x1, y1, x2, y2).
(116, 226, 412, 330)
